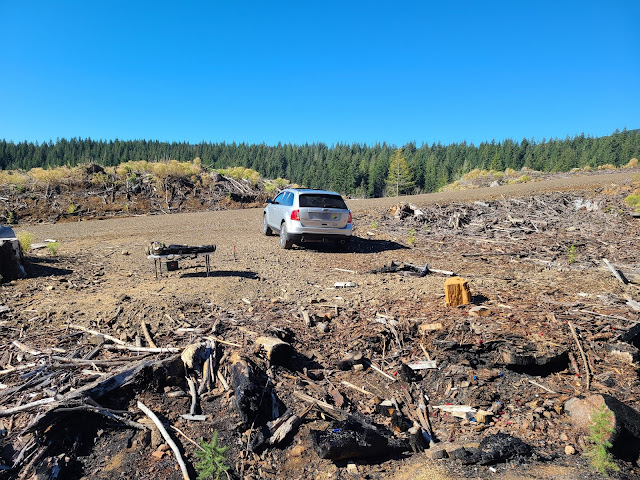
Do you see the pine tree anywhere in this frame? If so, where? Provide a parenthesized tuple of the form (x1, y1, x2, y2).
(386, 149, 414, 196)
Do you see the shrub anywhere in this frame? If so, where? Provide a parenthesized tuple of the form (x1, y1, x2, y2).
(624, 158, 638, 168)
(624, 194, 640, 211)
(274, 177, 290, 189)
(194, 431, 229, 480)
(17, 231, 34, 253)
(0, 170, 29, 186)
(597, 164, 617, 171)
(217, 166, 261, 186)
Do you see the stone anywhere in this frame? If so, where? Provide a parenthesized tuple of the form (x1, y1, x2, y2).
(444, 277, 472, 307)
(346, 463, 359, 475)
(469, 306, 490, 317)
(425, 448, 448, 460)
(564, 445, 576, 455)
(290, 445, 306, 457)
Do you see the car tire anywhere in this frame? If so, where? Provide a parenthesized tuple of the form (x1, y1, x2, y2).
(262, 215, 273, 236)
(279, 223, 293, 249)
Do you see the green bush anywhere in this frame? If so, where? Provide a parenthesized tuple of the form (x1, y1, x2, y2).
(624, 194, 640, 211)
(17, 231, 34, 253)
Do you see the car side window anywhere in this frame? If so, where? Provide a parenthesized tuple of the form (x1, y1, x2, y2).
(283, 192, 294, 206)
(273, 192, 285, 204)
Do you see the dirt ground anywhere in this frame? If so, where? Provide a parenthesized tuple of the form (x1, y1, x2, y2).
(1, 170, 640, 479)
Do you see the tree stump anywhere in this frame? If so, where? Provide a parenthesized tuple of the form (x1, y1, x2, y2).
(444, 277, 471, 307)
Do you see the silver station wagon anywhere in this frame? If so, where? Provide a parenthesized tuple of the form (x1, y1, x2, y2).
(262, 188, 353, 249)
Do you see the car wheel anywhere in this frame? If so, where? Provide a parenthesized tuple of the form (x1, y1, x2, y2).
(262, 215, 273, 236)
(279, 223, 293, 249)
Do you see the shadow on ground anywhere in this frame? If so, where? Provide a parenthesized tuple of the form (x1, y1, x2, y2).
(302, 236, 408, 254)
(25, 257, 73, 278)
(180, 270, 259, 279)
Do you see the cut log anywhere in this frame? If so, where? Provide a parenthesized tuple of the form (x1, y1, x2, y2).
(444, 277, 472, 307)
(418, 322, 443, 335)
(254, 336, 293, 365)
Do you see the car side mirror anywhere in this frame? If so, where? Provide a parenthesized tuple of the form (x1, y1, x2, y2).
(265, 199, 272, 204)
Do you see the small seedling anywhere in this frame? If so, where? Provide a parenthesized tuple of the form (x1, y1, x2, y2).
(586, 403, 619, 476)
(371, 221, 379, 229)
(46, 242, 60, 256)
(407, 228, 416, 245)
(194, 431, 229, 480)
(67, 203, 77, 214)
(568, 244, 577, 264)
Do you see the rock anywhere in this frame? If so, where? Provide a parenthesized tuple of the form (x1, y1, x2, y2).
(337, 352, 364, 371)
(565, 445, 576, 455)
(469, 306, 490, 317)
(425, 448, 448, 460)
(565, 394, 640, 460)
(290, 445, 306, 457)
(316, 322, 329, 333)
(346, 463, 359, 475)
(444, 277, 472, 307)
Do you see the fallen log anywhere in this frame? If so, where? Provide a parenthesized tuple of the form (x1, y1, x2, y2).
(254, 336, 293, 365)
(230, 352, 284, 427)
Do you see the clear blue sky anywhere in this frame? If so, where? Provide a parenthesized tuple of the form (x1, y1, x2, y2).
(1, 1, 638, 147)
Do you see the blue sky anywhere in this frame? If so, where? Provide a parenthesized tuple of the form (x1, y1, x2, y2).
(1, 1, 638, 147)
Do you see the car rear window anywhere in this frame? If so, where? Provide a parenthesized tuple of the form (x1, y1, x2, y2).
(299, 194, 347, 209)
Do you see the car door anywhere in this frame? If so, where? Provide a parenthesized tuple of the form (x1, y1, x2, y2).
(267, 192, 286, 230)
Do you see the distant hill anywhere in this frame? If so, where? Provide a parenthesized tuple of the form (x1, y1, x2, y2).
(1, 129, 639, 198)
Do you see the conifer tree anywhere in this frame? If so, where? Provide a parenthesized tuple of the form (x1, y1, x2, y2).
(386, 149, 414, 196)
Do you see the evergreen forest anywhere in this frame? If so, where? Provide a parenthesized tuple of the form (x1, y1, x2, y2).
(1, 129, 638, 198)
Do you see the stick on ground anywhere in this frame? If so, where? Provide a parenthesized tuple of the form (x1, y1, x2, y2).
(137, 400, 191, 480)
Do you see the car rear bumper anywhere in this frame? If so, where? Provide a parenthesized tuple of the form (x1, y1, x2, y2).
(287, 232, 352, 244)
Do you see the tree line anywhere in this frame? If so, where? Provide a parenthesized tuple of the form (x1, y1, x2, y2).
(0, 129, 638, 198)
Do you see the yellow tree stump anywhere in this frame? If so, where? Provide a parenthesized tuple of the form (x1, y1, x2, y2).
(444, 276, 472, 307)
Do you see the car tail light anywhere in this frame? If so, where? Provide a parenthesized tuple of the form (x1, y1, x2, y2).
(291, 209, 300, 221)
(348, 212, 352, 224)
